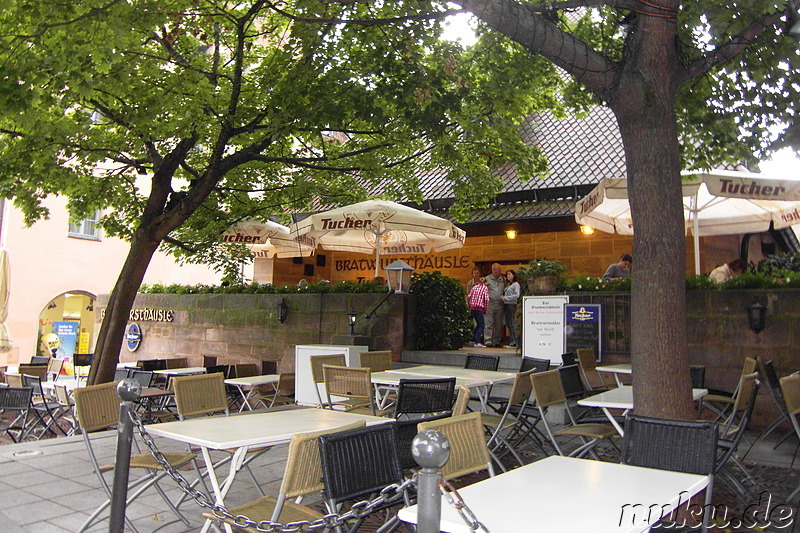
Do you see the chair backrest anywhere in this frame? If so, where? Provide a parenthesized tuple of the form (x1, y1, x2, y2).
(464, 353, 500, 372)
(21, 374, 44, 395)
(280, 420, 366, 499)
(72, 353, 94, 367)
(558, 365, 586, 399)
(418, 412, 494, 480)
(730, 372, 759, 416)
(690, 365, 706, 389)
(73, 382, 120, 432)
(780, 374, 800, 415)
(173, 372, 228, 418)
(310, 354, 346, 384)
(322, 365, 372, 400)
(576, 347, 608, 389)
(760, 358, 781, 391)
(166, 357, 189, 369)
(5, 373, 23, 387)
(507, 368, 536, 407)
(359, 351, 393, 373)
(17, 364, 47, 381)
(53, 383, 73, 407)
(113, 368, 130, 382)
(30, 356, 51, 365)
(233, 363, 258, 378)
(276, 372, 295, 393)
(394, 378, 456, 419)
(622, 415, 717, 476)
(576, 348, 597, 370)
(318, 422, 404, 503)
(395, 413, 450, 470)
(261, 360, 278, 375)
(139, 359, 166, 371)
(128, 370, 154, 389)
(205, 365, 227, 376)
(47, 357, 64, 378)
(0, 386, 32, 411)
(531, 369, 568, 408)
(451, 385, 471, 416)
(560, 352, 576, 366)
(203, 355, 218, 367)
(520, 357, 550, 373)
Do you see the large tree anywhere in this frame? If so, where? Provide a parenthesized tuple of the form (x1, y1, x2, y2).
(449, 0, 798, 417)
(0, 0, 563, 383)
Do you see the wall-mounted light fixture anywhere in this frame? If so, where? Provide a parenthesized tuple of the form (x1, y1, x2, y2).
(347, 309, 358, 335)
(86, 301, 94, 311)
(47, 301, 57, 309)
(276, 298, 289, 324)
(746, 299, 767, 334)
(580, 225, 595, 235)
(505, 229, 517, 240)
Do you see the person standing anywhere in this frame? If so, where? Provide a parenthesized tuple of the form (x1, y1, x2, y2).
(502, 270, 521, 347)
(484, 263, 505, 347)
(467, 277, 489, 348)
(603, 253, 632, 280)
(466, 266, 482, 294)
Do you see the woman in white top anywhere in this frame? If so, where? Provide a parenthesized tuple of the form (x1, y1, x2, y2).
(502, 270, 521, 347)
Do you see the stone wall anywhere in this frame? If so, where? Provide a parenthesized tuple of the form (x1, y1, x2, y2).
(96, 292, 407, 371)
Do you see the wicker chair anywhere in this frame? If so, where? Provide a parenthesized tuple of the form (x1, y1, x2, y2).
(393, 377, 455, 420)
(318, 423, 410, 533)
(715, 373, 760, 502)
(310, 354, 346, 406)
(0, 386, 32, 442)
(165, 356, 189, 369)
(576, 347, 613, 390)
(395, 413, 451, 470)
(46, 357, 64, 380)
(323, 365, 380, 416)
(531, 369, 618, 459)
(359, 350, 393, 372)
(451, 385, 472, 416)
(779, 374, 800, 500)
(698, 356, 757, 420)
(622, 415, 718, 532)
(464, 353, 500, 372)
(17, 364, 47, 381)
(73, 382, 195, 533)
(233, 362, 259, 378)
(204, 420, 366, 529)
(418, 412, 496, 480)
(253, 372, 296, 409)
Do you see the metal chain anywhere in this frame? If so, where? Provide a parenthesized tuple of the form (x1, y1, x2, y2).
(440, 478, 491, 533)
(129, 409, 415, 533)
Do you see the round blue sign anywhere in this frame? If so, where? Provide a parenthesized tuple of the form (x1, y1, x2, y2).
(125, 323, 142, 352)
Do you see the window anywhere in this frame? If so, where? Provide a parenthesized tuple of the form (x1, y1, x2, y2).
(68, 210, 101, 241)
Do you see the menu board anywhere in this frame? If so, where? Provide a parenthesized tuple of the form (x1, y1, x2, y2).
(522, 296, 569, 364)
(563, 304, 602, 362)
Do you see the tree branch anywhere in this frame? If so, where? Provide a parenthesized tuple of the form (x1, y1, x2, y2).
(266, 0, 460, 26)
(685, 10, 788, 81)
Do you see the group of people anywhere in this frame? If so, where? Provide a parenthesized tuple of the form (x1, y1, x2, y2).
(466, 263, 520, 348)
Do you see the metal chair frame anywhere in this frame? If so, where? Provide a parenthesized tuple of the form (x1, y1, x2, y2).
(310, 354, 346, 407)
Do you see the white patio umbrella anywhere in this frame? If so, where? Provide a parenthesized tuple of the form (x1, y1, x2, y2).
(575, 169, 800, 274)
(291, 200, 466, 276)
(221, 219, 316, 258)
(0, 249, 11, 351)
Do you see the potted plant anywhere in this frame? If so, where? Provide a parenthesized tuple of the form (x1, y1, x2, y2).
(518, 259, 567, 295)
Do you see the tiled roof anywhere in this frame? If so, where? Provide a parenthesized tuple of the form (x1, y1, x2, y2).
(430, 200, 575, 224)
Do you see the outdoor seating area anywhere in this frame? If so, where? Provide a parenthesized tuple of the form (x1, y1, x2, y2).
(1, 352, 800, 532)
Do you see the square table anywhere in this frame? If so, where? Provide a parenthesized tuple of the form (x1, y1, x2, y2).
(152, 366, 208, 376)
(578, 386, 708, 436)
(146, 407, 391, 533)
(596, 363, 632, 387)
(224, 374, 280, 411)
(370, 371, 492, 411)
(398, 455, 710, 533)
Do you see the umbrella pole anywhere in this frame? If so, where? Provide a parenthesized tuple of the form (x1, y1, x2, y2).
(691, 196, 701, 275)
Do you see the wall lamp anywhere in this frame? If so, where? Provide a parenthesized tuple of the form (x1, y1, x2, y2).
(347, 309, 358, 335)
(746, 299, 767, 334)
(505, 229, 517, 240)
(276, 298, 289, 324)
(580, 225, 595, 235)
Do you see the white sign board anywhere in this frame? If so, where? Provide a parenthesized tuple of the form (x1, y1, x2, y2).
(522, 296, 569, 364)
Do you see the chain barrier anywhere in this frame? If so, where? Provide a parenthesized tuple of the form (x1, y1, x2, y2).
(129, 409, 415, 532)
(440, 479, 491, 533)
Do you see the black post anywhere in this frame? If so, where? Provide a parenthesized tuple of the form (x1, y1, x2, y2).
(412, 429, 450, 533)
(109, 379, 142, 533)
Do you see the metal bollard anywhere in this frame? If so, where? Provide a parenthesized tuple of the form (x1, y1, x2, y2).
(109, 379, 142, 533)
(412, 429, 450, 533)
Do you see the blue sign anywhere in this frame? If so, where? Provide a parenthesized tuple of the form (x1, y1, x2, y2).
(564, 303, 602, 360)
(125, 323, 142, 352)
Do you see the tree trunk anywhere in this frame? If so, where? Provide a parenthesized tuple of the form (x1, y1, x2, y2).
(609, 12, 694, 420)
(87, 234, 161, 384)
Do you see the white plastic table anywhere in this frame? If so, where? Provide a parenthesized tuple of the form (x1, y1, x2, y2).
(578, 386, 708, 436)
(370, 371, 492, 410)
(596, 363, 633, 387)
(224, 374, 280, 411)
(398, 456, 709, 533)
(152, 367, 207, 376)
(146, 408, 391, 533)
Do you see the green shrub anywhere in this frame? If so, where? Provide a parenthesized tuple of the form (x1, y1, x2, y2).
(409, 271, 471, 350)
(139, 280, 388, 294)
(756, 251, 800, 274)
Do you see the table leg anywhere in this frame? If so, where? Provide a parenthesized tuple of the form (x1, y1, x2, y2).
(199, 445, 249, 533)
(603, 407, 627, 436)
(237, 386, 253, 412)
